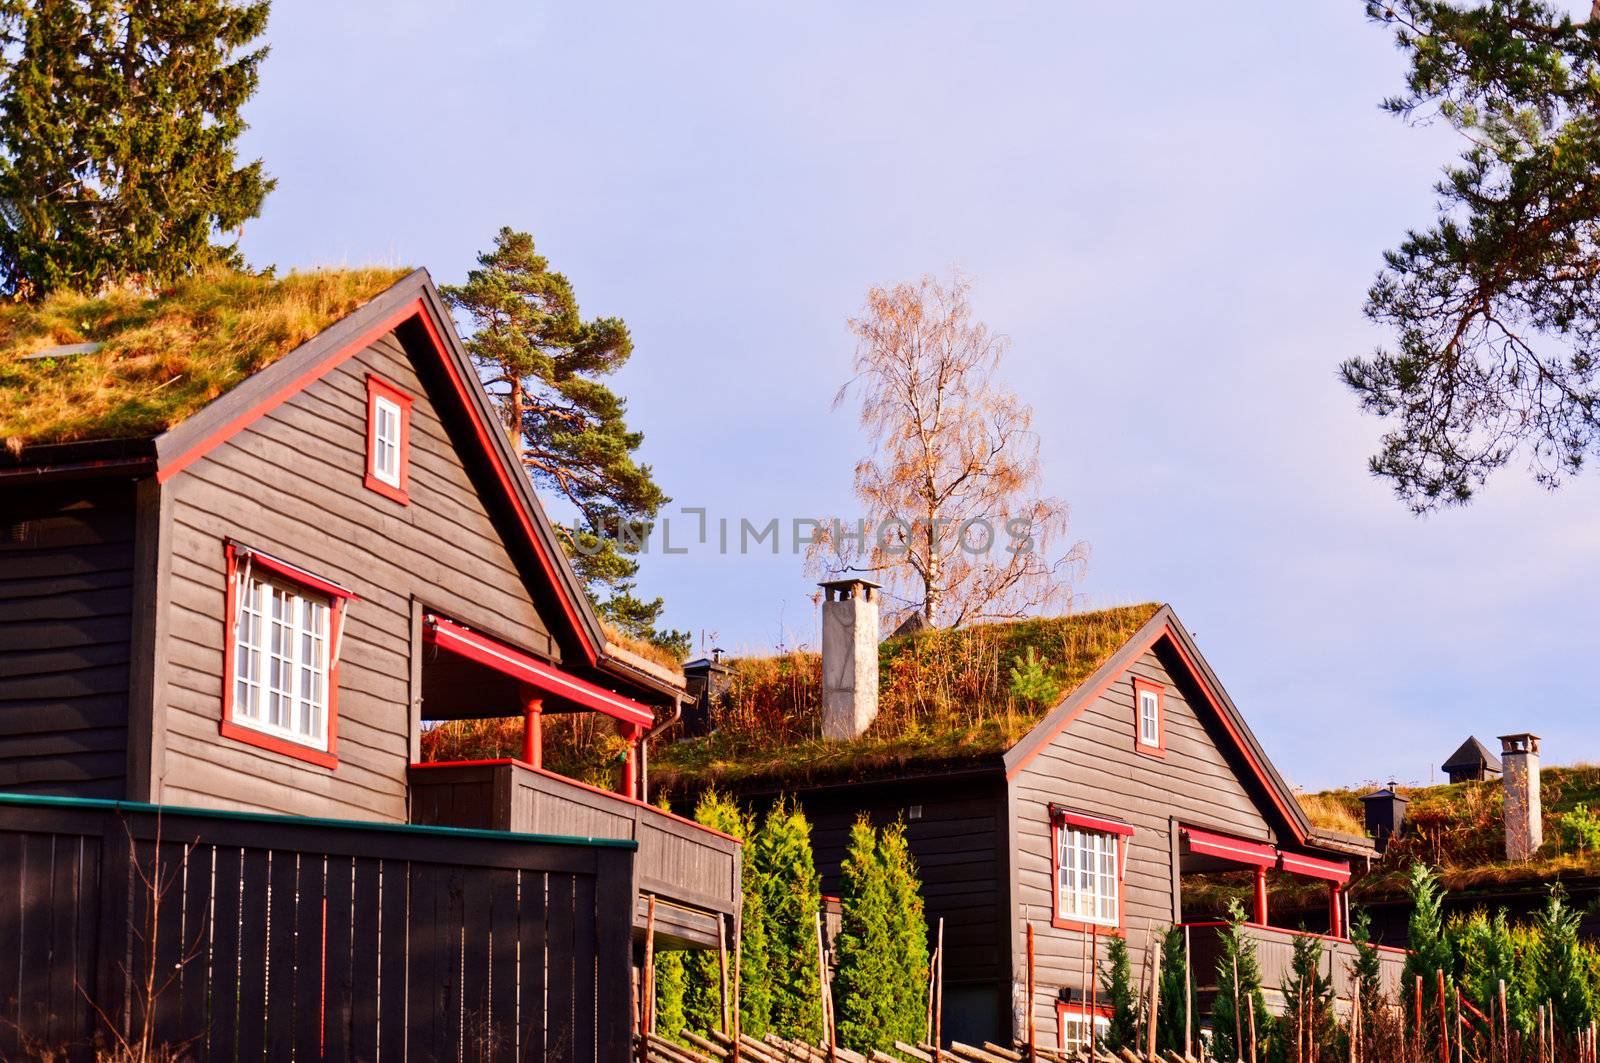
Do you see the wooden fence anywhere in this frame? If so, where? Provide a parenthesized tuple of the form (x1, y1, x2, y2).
(0, 792, 636, 1062)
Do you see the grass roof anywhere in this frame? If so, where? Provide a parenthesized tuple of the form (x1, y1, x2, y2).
(1, 267, 411, 452)
(649, 603, 1161, 793)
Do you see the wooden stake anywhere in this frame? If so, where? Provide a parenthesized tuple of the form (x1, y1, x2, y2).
(1499, 979, 1509, 1063)
(1234, 951, 1243, 1063)
(642, 895, 657, 1063)
(933, 917, 945, 1058)
(1248, 988, 1258, 1063)
(1027, 922, 1038, 1062)
(718, 915, 731, 1035)
(1438, 968, 1449, 1063)
(1147, 929, 1162, 1063)
(732, 925, 743, 1063)
(817, 913, 836, 1061)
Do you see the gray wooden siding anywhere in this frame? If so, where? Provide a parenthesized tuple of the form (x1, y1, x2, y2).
(159, 331, 559, 820)
(1008, 641, 1282, 1047)
(0, 482, 135, 798)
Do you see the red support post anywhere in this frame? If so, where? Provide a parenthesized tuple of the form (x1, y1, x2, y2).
(1329, 882, 1344, 939)
(622, 727, 639, 798)
(1254, 865, 1269, 926)
(521, 695, 543, 769)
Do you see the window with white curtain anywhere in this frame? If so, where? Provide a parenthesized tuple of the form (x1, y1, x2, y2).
(1055, 823, 1120, 925)
(233, 571, 331, 749)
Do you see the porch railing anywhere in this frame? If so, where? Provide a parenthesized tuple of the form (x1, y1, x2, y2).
(1182, 921, 1408, 1011)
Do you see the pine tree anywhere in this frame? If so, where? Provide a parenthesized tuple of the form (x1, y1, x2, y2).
(1156, 925, 1193, 1056)
(1347, 909, 1385, 1032)
(1275, 931, 1336, 1063)
(833, 817, 896, 1053)
(1100, 934, 1141, 1053)
(1457, 909, 1521, 1033)
(754, 798, 822, 1042)
(879, 821, 930, 1046)
(441, 228, 687, 656)
(681, 791, 772, 1038)
(0, 0, 274, 296)
(1211, 899, 1272, 1063)
(655, 950, 689, 1045)
(1531, 887, 1594, 1034)
(1402, 863, 1453, 1053)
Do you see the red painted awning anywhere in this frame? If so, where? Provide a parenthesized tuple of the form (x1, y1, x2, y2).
(1182, 826, 1277, 868)
(424, 614, 654, 729)
(1278, 850, 1350, 884)
(1051, 806, 1135, 837)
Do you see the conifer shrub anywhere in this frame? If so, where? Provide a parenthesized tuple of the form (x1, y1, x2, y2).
(879, 821, 930, 1045)
(1100, 935, 1141, 1052)
(833, 817, 896, 1052)
(754, 798, 822, 1042)
(1210, 899, 1272, 1063)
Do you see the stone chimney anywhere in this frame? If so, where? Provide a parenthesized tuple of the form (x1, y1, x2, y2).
(1499, 733, 1543, 862)
(819, 577, 880, 740)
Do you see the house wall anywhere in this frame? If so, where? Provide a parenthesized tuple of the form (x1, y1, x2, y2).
(1006, 640, 1286, 1048)
(157, 330, 559, 820)
(0, 480, 136, 798)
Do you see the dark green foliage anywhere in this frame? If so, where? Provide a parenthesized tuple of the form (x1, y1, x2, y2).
(833, 817, 896, 1052)
(1530, 887, 1594, 1033)
(1347, 909, 1385, 1022)
(1348, 0, 1600, 510)
(655, 950, 689, 1045)
(1210, 899, 1271, 1063)
(1273, 931, 1336, 1063)
(441, 228, 686, 654)
(1099, 934, 1141, 1053)
(1156, 925, 1194, 1056)
(0, 0, 274, 296)
(753, 798, 822, 1042)
(878, 821, 930, 1046)
(1559, 804, 1600, 854)
(1401, 863, 1453, 1051)
(681, 791, 771, 1038)
(1454, 908, 1524, 1032)
(1007, 646, 1059, 709)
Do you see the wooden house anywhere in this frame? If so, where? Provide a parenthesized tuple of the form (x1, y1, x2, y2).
(655, 590, 1406, 1052)
(0, 269, 738, 952)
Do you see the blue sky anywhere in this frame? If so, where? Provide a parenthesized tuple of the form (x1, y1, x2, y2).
(241, 2, 1600, 790)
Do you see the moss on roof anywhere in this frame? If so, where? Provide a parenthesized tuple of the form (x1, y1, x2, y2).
(1300, 765, 1600, 904)
(1, 267, 411, 451)
(650, 603, 1162, 793)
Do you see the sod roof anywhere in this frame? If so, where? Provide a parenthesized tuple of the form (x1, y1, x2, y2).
(648, 603, 1163, 792)
(0, 267, 410, 453)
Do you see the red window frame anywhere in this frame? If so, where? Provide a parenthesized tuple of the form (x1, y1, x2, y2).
(1049, 806, 1132, 934)
(364, 374, 413, 504)
(1132, 676, 1165, 757)
(1056, 1001, 1113, 1056)
(221, 541, 356, 769)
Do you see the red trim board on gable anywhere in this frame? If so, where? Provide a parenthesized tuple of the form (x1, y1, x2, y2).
(423, 613, 653, 729)
(153, 292, 598, 667)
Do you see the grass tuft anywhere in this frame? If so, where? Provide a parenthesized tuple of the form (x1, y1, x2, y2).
(0, 266, 411, 449)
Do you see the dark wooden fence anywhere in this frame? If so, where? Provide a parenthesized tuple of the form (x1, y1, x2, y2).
(0, 792, 635, 1062)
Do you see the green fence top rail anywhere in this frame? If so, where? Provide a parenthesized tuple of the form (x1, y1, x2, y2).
(0, 790, 639, 851)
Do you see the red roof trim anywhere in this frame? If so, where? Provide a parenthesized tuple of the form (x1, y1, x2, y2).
(1005, 620, 1307, 846)
(1182, 825, 1276, 868)
(152, 290, 598, 665)
(423, 613, 651, 728)
(1278, 850, 1351, 884)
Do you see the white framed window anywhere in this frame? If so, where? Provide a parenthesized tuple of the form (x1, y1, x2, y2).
(371, 395, 401, 487)
(233, 572, 331, 750)
(1139, 688, 1160, 744)
(1060, 1009, 1110, 1055)
(1055, 823, 1121, 926)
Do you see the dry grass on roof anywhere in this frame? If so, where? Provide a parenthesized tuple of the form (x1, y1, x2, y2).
(1296, 789, 1365, 835)
(0, 266, 411, 451)
(650, 602, 1162, 792)
(600, 620, 687, 672)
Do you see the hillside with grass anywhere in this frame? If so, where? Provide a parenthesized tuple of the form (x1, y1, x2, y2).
(649, 603, 1161, 792)
(0, 267, 410, 450)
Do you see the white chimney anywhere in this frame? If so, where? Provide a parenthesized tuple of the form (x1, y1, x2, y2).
(819, 577, 880, 740)
(1500, 733, 1542, 862)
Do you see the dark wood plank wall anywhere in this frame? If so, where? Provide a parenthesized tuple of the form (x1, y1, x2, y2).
(0, 481, 135, 798)
(160, 332, 558, 820)
(0, 795, 635, 1063)
(1007, 642, 1284, 1048)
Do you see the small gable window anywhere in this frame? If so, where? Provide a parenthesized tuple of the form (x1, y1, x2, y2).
(222, 543, 356, 769)
(1133, 676, 1164, 756)
(364, 375, 413, 503)
(1050, 808, 1132, 930)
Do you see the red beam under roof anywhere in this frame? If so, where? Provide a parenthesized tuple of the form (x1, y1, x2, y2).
(1182, 826, 1277, 868)
(423, 614, 654, 729)
(1278, 850, 1351, 884)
